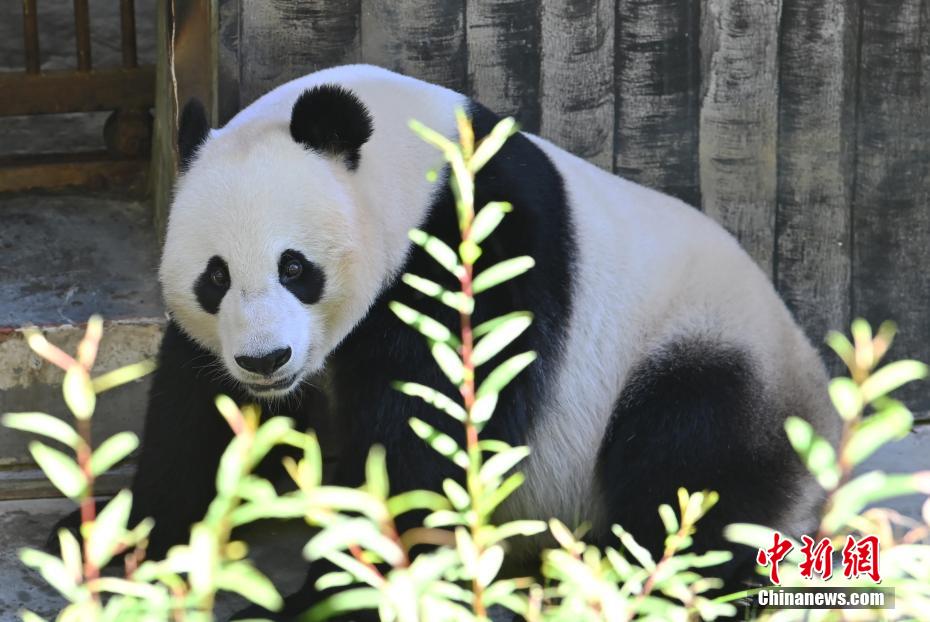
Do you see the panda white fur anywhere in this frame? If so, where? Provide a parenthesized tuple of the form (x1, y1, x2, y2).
(75, 65, 841, 617)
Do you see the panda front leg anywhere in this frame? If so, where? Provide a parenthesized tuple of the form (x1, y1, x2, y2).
(48, 320, 238, 560)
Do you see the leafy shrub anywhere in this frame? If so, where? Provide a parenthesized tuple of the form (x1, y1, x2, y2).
(4, 113, 928, 622)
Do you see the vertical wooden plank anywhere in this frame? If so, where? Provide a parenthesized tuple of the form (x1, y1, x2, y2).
(539, 0, 615, 169)
(240, 1, 362, 106)
(74, 0, 92, 71)
(120, 0, 139, 68)
(699, 0, 780, 274)
(466, 0, 542, 132)
(614, 0, 701, 207)
(360, 0, 466, 91)
(775, 0, 857, 356)
(23, 0, 40, 74)
(853, 0, 930, 409)
(216, 0, 241, 124)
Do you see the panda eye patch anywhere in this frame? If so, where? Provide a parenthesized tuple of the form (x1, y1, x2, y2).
(194, 255, 230, 314)
(278, 249, 325, 304)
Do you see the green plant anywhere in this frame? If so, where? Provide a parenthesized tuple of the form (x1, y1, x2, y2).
(3, 320, 296, 620)
(726, 320, 930, 620)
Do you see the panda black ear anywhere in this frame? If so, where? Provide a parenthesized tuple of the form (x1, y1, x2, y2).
(290, 84, 373, 170)
(178, 98, 210, 172)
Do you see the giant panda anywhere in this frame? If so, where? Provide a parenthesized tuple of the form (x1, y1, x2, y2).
(61, 64, 839, 617)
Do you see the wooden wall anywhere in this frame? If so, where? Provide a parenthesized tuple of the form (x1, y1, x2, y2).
(215, 0, 929, 409)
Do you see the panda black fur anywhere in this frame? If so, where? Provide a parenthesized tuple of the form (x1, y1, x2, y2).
(62, 65, 840, 617)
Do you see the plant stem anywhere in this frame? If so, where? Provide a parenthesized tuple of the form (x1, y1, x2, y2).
(76, 414, 100, 589)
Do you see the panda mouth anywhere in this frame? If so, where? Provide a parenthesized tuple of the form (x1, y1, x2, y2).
(245, 374, 298, 394)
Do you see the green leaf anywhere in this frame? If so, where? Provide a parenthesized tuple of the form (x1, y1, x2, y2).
(723, 524, 803, 565)
(455, 527, 479, 576)
(459, 239, 482, 265)
(470, 393, 498, 430)
(215, 436, 248, 496)
(823, 471, 924, 533)
(473, 312, 530, 340)
(89, 432, 139, 476)
(314, 570, 356, 592)
(249, 416, 295, 466)
(481, 472, 524, 517)
(784, 416, 840, 489)
(472, 256, 535, 294)
(92, 359, 157, 394)
(409, 119, 457, 153)
(860, 360, 929, 403)
(658, 504, 679, 536)
(392, 382, 466, 422)
(477, 545, 504, 588)
(843, 401, 913, 466)
(389, 301, 458, 345)
(20, 548, 82, 600)
(476, 351, 537, 398)
(829, 378, 863, 421)
(19, 611, 47, 622)
(386, 490, 451, 517)
(471, 312, 532, 367)
(483, 520, 546, 545)
(612, 524, 656, 571)
(308, 487, 387, 521)
(365, 445, 389, 500)
(469, 202, 512, 245)
(57, 528, 82, 580)
(63, 366, 95, 420)
(442, 478, 470, 511)
(217, 561, 283, 611)
(87, 489, 133, 567)
(430, 341, 464, 385)
(424, 510, 466, 528)
(470, 117, 518, 173)
(401, 274, 473, 314)
(408, 229, 463, 278)
(480, 446, 529, 485)
(825, 330, 855, 370)
(409, 417, 468, 468)
(304, 586, 381, 622)
(2, 412, 81, 449)
(28, 441, 85, 499)
(322, 551, 384, 588)
(305, 518, 404, 566)
(187, 522, 217, 596)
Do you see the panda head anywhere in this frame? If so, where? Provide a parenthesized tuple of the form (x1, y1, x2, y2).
(160, 85, 376, 397)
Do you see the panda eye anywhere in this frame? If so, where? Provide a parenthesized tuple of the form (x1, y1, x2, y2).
(282, 258, 303, 281)
(210, 267, 229, 288)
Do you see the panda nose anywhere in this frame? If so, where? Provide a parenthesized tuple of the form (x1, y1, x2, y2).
(235, 347, 291, 376)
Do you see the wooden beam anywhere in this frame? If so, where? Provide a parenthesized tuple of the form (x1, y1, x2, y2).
(614, 0, 701, 208)
(0, 67, 155, 116)
(0, 152, 147, 194)
(853, 0, 930, 410)
(466, 0, 542, 133)
(539, 0, 615, 170)
(775, 0, 857, 365)
(121, 0, 139, 68)
(74, 0, 92, 71)
(699, 0, 780, 275)
(361, 0, 466, 91)
(23, 0, 40, 74)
